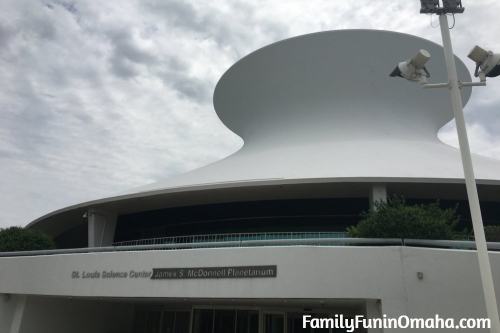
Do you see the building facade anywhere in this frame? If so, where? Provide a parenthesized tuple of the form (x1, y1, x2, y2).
(1, 30, 500, 333)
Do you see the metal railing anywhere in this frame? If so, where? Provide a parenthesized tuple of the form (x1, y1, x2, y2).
(112, 232, 348, 247)
(1, 233, 500, 258)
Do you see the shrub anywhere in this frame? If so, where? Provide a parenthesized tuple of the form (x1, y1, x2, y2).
(483, 225, 500, 243)
(0, 226, 56, 252)
(346, 196, 466, 240)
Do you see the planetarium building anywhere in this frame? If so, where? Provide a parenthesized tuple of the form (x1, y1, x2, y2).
(1, 30, 500, 333)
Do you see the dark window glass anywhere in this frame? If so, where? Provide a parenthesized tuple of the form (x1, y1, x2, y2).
(249, 311, 259, 333)
(264, 314, 284, 333)
(134, 311, 148, 333)
(287, 317, 310, 333)
(287, 313, 311, 333)
(193, 309, 214, 333)
(236, 310, 259, 333)
(114, 198, 371, 243)
(214, 310, 236, 333)
(146, 311, 162, 333)
(175, 311, 191, 333)
(143, 226, 166, 239)
(161, 311, 175, 333)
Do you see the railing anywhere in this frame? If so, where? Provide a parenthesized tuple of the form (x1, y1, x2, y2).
(112, 232, 348, 247)
(0, 232, 500, 257)
(1, 233, 500, 258)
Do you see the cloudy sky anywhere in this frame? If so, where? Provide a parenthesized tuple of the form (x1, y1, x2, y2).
(1, 0, 499, 228)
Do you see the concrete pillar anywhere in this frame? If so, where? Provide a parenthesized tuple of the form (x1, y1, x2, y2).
(9, 295, 27, 333)
(87, 208, 117, 248)
(1, 294, 15, 333)
(369, 185, 387, 211)
(365, 299, 383, 333)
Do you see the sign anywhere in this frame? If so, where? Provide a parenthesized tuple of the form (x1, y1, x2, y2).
(70, 265, 277, 280)
(151, 265, 277, 280)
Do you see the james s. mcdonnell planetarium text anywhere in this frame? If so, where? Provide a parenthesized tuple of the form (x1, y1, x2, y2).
(151, 265, 277, 279)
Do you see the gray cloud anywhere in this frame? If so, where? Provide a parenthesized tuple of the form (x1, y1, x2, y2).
(0, 0, 499, 228)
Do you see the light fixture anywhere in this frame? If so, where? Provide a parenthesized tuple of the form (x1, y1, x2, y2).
(420, 0, 464, 14)
(468, 45, 500, 78)
(442, 0, 464, 13)
(390, 49, 431, 82)
(420, 0, 440, 14)
(417, 272, 424, 280)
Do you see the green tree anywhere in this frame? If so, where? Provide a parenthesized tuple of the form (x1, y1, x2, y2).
(483, 225, 500, 242)
(0, 226, 56, 252)
(346, 197, 466, 240)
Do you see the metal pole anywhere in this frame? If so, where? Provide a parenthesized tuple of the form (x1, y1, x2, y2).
(439, 13, 500, 332)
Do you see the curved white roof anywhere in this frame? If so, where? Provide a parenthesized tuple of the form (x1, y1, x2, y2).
(28, 29, 500, 233)
(117, 29, 500, 197)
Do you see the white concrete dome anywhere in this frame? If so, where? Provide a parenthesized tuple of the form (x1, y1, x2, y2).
(118, 29, 500, 197)
(28, 29, 500, 235)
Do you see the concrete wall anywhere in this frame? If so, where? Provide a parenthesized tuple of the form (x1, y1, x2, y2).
(17, 296, 134, 333)
(402, 247, 493, 326)
(0, 246, 499, 332)
(0, 246, 406, 301)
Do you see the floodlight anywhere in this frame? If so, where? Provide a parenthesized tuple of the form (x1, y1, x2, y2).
(420, 0, 464, 14)
(468, 45, 500, 78)
(390, 49, 431, 83)
(420, 0, 440, 14)
(442, 0, 465, 13)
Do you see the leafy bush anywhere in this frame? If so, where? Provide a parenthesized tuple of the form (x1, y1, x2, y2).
(346, 197, 466, 240)
(483, 225, 500, 243)
(0, 226, 56, 252)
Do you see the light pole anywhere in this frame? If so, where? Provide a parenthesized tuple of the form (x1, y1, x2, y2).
(390, 1, 500, 331)
(438, 13, 500, 333)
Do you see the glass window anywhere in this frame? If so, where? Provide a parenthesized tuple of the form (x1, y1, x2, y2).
(264, 313, 285, 333)
(161, 311, 175, 333)
(175, 311, 191, 333)
(236, 310, 259, 333)
(134, 311, 148, 333)
(142, 226, 166, 239)
(287, 313, 311, 333)
(214, 310, 236, 333)
(193, 309, 214, 333)
(146, 311, 162, 333)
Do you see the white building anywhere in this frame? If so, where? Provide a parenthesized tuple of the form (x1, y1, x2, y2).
(1, 30, 500, 333)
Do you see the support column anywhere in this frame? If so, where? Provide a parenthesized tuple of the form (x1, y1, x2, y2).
(365, 300, 384, 333)
(87, 208, 117, 248)
(369, 185, 387, 211)
(9, 295, 27, 333)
